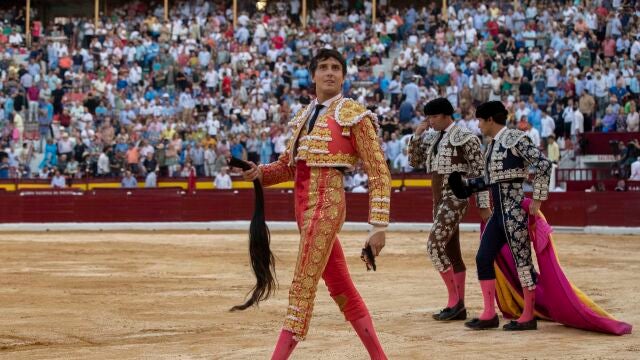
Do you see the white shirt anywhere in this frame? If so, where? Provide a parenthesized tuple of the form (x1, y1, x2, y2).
(546, 68, 560, 88)
(465, 27, 477, 44)
(515, 107, 530, 123)
(456, 119, 475, 135)
(493, 126, 508, 142)
(431, 122, 456, 163)
(541, 115, 555, 138)
(563, 107, 575, 124)
(353, 173, 368, 187)
(627, 112, 640, 132)
(630, 160, 640, 181)
(393, 153, 412, 173)
(274, 134, 288, 154)
(204, 70, 219, 88)
(145, 172, 157, 188)
(526, 128, 541, 147)
(50, 175, 66, 188)
(214, 173, 232, 189)
(251, 107, 267, 124)
(9, 33, 23, 45)
(572, 109, 584, 135)
(98, 153, 110, 175)
(352, 185, 368, 193)
(290, 0, 300, 14)
(594, 76, 608, 98)
(205, 118, 220, 136)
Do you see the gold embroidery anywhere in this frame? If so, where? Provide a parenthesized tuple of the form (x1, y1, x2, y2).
(259, 151, 295, 187)
(371, 201, 390, 211)
(328, 190, 341, 204)
(283, 167, 346, 341)
(319, 221, 332, 234)
(350, 113, 392, 225)
(306, 264, 319, 276)
(311, 252, 322, 264)
(302, 277, 314, 288)
(309, 127, 332, 139)
(315, 233, 328, 248)
(329, 175, 343, 188)
(335, 98, 381, 133)
(301, 151, 358, 168)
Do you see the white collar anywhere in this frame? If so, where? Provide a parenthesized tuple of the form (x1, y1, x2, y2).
(314, 93, 343, 108)
(443, 122, 455, 133)
(493, 126, 507, 141)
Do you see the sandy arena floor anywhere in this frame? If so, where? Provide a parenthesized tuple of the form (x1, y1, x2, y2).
(0, 230, 638, 359)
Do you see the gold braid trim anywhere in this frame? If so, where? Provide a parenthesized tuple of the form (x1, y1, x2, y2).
(351, 113, 391, 225)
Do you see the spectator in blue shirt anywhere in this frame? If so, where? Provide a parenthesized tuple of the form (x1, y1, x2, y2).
(0, 157, 9, 179)
(230, 137, 245, 160)
(294, 66, 310, 89)
(116, 77, 128, 91)
(402, 80, 419, 109)
(398, 100, 414, 123)
(378, 72, 390, 94)
(610, 83, 627, 101)
(121, 170, 138, 188)
(528, 102, 543, 134)
(95, 101, 108, 118)
(534, 91, 549, 109)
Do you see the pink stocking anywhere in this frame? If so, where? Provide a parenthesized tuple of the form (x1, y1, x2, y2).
(271, 329, 298, 360)
(479, 279, 496, 320)
(439, 268, 459, 308)
(518, 287, 536, 323)
(350, 315, 388, 360)
(454, 271, 466, 303)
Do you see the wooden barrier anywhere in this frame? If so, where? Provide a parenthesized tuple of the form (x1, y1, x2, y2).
(1, 189, 639, 227)
(583, 132, 640, 154)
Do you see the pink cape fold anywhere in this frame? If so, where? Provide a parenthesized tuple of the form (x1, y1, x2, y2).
(484, 198, 632, 335)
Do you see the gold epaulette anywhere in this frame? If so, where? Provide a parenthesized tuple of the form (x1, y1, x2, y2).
(333, 98, 380, 136)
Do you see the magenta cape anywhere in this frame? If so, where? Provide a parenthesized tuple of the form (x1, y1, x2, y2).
(486, 198, 632, 335)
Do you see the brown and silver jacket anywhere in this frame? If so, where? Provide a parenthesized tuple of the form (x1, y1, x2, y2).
(408, 125, 490, 208)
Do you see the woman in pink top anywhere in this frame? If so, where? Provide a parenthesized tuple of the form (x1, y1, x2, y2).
(603, 37, 616, 58)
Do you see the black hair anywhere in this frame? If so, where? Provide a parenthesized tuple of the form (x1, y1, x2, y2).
(476, 101, 508, 125)
(228, 157, 277, 312)
(309, 48, 347, 77)
(491, 112, 508, 125)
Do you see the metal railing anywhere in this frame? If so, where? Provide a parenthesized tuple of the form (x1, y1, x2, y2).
(555, 168, 615, 182)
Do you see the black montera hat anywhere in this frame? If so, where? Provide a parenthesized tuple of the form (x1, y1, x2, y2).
(423, 97, 454, 116)
(475, 101, 508, 119)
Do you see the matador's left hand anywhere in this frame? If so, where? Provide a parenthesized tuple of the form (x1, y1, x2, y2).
(529, 199, 542, 215)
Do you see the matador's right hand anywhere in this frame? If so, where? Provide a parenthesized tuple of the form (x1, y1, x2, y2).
(365, 227, 386, 256)
(415, 119, 430, 136)
(242, 162, 262, 182)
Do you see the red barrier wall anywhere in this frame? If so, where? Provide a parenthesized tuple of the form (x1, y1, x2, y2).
(565, 180, 640, 191)
(1, 189, 638, 227)
(584, 132, 640, 154)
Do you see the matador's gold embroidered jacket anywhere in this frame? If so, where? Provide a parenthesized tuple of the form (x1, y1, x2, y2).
(260, 97, 391, 225)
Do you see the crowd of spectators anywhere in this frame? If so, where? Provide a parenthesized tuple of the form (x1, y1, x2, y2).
(0, 0, 639, 190)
